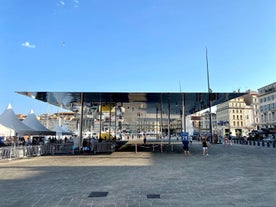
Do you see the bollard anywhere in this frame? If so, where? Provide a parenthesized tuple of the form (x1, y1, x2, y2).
(160, 143, 163, 152)
(253, 141, 256, 146)
(135, 143, 137, 153)
(257, 141, 260, 146)
(267, 142, 270, 148)
(262, 141, 265, 147)
(273, 141, 276, 148)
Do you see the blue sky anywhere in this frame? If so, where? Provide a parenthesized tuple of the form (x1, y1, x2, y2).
(0, 0, 275, 115)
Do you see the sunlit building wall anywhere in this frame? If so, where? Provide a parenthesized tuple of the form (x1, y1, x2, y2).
(216, 95, 259, 137)
(258, 82, 276, 129)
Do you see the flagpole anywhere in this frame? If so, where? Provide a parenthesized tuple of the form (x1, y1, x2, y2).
(206, 48, 213, 143)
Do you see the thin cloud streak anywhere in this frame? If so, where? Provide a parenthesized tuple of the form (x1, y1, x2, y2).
(59, 1, 65, 6)
(21, 41, 36, 48)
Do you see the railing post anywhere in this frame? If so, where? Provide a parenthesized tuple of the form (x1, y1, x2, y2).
(24, 147, 27, 158)
(9, 148, 13, 160)
(52, 145, 55, 155)
(37, 146, 41, 156)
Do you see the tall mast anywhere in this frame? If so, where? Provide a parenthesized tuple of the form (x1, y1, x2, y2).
(206, 48, 213, 143)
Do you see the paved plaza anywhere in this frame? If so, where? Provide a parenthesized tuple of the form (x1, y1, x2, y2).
(1, 142, 276, 207)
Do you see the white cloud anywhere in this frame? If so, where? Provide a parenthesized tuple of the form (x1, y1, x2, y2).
(21, 41, 36, 48)
(56, 0, 79, 9)
(73, 0, 79, 8)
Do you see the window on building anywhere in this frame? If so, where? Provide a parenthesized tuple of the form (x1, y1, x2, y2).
(241, 122, 243, 127)
(233, 121, 235, 127)
(240, 115, 242, 119)
(233, 115, 235, 120)
(237, 121, 239, 127)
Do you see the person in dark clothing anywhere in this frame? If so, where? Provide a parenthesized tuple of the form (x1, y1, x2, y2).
(182, 137, 190, 156)
(202, 137, 209, 156)
(143, 135, 147, 144)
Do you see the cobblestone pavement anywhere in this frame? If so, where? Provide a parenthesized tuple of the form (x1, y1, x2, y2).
(1, 142, 276, 207)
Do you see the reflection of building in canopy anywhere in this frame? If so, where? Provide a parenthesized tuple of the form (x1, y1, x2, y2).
(17, 91, 246, 145)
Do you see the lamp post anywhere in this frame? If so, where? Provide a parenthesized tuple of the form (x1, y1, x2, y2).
(168, 94, 171, 144)
(79, 92, 84, 151)
(155, 103, 159, 139)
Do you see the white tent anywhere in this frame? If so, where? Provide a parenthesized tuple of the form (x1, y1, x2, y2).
(54, 125, 73, 139)
(23, 109, 56, 135)
(0, 104, 37, 136)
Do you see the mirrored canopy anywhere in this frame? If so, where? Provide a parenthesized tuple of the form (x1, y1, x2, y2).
(17, 91, 246, 115)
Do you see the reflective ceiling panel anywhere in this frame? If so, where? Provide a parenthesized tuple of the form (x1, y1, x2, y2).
(17, 91, 247, 115)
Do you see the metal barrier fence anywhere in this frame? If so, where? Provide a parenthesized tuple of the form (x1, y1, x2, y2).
(0, 142, 116, 160)
(0, 145, 44, 160)
(232, 139, 276, 148)
(92, 142, 116, 153)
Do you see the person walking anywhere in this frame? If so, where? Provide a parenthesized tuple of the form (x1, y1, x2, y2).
(182, 137, 190, 156)
(202, 137, 209, 156)
(143, 134, 147, 144)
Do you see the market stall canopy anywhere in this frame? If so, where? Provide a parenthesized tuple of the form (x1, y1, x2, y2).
(23, 109, 56, 135)
(54, 125, 74, 135)
(0, 104, 37, 136)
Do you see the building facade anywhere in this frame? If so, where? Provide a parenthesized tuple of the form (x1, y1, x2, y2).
(216, 96, 249, 137)
(258, 82, 276, 129)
